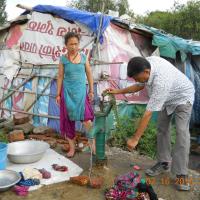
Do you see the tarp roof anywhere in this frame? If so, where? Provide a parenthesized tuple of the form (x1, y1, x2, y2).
(32, 5, 113, 42)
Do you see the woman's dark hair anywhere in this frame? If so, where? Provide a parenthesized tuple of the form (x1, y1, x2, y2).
(64, 32, 80, 44)
(127, 57, 151, 77)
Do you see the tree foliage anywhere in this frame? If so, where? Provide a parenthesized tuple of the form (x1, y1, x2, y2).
(0, 0, 7, 25)
(136, 0, 200, 40)
(70, 0, 133, 17)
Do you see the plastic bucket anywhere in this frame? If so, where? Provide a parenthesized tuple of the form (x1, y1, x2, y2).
(0, 142, 7, 170)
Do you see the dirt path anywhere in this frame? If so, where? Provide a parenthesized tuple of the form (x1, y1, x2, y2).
(1, 147, 199, 200)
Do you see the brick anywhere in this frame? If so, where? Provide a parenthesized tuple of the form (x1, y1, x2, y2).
(56, 138, 68, 144)
(14, 122, 34, 134)
(13, 113, 30, 125)
(28, 134, 50, 141)
(45, 132, 57, 138)
(78, 137, 88, 142)
(89, 177, 104, 189)
(8, 130, 24, 142)
(70, 176, 89, 186)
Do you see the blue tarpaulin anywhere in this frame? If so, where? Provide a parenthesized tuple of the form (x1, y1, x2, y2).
(32, 5, 113, 43)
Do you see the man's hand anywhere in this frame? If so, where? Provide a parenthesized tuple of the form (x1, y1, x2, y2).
(127, 135, 140, 151)
(127, 110, 152, 151)
(103, 88, 118, 95)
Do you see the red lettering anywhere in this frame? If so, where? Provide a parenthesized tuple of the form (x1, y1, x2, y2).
(56, 27, 67, 36)
(20, 42, 37, 53)
(26, 20, 54, 35)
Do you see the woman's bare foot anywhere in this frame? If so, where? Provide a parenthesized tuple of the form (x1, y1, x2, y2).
(66, 138, 75, 158)
(66, 148, 75, 158)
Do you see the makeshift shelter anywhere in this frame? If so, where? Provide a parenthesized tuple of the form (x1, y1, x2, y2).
(0, 4, 200, 135)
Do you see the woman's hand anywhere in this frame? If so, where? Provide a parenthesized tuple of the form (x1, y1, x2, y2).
(56, 95, 61, 106)
(88, 92, 94, 102)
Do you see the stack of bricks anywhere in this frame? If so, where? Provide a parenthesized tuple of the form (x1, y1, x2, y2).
(8, 113, 31, 142)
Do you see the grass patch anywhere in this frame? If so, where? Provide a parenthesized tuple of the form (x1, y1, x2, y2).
(107, 109, 176, 159)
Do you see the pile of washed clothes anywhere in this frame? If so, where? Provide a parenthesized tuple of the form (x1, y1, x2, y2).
(105, 172, 158, 200)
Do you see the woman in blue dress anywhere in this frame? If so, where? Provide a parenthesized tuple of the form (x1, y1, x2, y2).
(56, 32, 94, 158)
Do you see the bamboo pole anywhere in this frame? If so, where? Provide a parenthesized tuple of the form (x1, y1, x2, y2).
(20, 66, 58, 69)
(16, 4, 32, 11)
(0, 74, 35, 104)
(0, 107, 59, 119)
(14, 74, 57, 79)
(1, 87, 56, 98)
(0, 73, 57, 79)
(91, 61, 124, 66)
(92, 2, 105, 58)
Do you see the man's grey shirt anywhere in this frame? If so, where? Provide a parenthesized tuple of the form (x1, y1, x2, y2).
(145, 56, 195, 115)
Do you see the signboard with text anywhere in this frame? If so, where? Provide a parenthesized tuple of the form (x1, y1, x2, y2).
(19, 12, 94, 65)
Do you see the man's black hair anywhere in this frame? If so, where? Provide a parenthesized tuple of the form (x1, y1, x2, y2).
(127, 57, 151, 77)
(64, 32, 80, 44)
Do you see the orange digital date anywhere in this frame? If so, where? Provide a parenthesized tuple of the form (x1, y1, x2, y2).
(146, 177, 200, 186)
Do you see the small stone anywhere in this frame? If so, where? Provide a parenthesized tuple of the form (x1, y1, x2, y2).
(33, 126, 54, 135)
(78, 143, 84, 148)
(14, 122, 34, 134)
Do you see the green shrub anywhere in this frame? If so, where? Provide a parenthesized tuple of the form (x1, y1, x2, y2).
(0, 128, 8, 143)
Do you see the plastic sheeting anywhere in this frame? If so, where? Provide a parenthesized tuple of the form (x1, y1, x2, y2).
(191, 56, 200, 126)
(33, 5, 113, 43)
(33, 78, 51, 126)
(47, 80, 60, 132)
(7, 148, 83, 191)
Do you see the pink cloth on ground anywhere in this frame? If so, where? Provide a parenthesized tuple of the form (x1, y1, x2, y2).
(60, 88, 94, 139)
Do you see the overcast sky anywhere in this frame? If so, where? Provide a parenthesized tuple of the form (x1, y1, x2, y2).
(6, 0, 189, 20)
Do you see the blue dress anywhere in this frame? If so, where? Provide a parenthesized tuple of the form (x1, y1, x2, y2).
(61, 54, 87, 121)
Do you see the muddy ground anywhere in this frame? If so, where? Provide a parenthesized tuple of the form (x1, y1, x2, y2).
(0, 146, 199, 200)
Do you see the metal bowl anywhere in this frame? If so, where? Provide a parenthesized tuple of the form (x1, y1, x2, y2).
(7, 140, 50, 164)
(0, 170, 21, 192)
